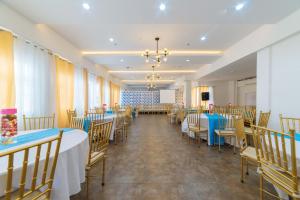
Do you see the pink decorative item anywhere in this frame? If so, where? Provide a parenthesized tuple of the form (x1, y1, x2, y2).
(102, 104, 107, 112)
(1, 108, 17, 144)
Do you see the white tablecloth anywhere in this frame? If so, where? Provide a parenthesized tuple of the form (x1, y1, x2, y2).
(0, 129, 89, 200)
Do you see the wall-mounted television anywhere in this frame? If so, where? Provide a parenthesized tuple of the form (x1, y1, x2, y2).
(202, 92, 209, 101)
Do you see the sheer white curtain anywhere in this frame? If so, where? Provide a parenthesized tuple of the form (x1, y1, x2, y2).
(74, 66, 84, 115)
(88, 73, 100, 109)
(14, 38, 56, 129)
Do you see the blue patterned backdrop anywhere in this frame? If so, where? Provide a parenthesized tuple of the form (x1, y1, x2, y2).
(121, 88, 183, 106)
(121, 89, 160, 106)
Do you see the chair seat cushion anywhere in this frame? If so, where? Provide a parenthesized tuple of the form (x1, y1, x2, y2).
(215, 129, 235, 136)
(0, 190, 46, 200)
(88, 151, 105, 167)
(244, 127, 253, 135)
(189, 126, 208, 132)
(241, 146, 257, 160)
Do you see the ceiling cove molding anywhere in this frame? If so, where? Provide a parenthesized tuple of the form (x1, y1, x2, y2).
(193, 8, 300, 80)
(82, 50, 223, 56)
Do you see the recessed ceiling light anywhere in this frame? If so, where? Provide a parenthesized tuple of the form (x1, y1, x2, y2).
(109, 38, 114, 42)
(235, 3, 245, 11)
(82, 3, 90, 10)
(186, 59, 190, 62)
(159, 3, 166, 11)
(201, 36, 207, 41)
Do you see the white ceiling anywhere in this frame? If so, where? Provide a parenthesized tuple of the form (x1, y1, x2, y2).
(200, 53, 257, 82)
(4, 0, 300, 85)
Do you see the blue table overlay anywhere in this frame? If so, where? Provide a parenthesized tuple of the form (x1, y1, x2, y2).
(0, 128, 74, 151)
(205, 113, 225, 145)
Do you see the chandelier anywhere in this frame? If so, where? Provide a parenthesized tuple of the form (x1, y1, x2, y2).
(142, 37, 169, 66)
(146, 66, 161, 90)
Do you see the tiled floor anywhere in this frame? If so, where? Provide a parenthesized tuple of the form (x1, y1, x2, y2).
(71, 115, 274, 200)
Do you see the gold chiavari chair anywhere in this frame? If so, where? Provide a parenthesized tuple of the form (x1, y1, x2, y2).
(244, 110, 271, 136)
(167, 106, 176, 124)
(280, 114, 300, 134)
(252, 126, 299, 200)
(69, 116, 85, 130)
(214, 113, 237, 153)
(66, 109, 77, 126)
(86, 121, 113, 196)
(23, 114, 55, 131)
(114, 112, 125, 145)
(0, 130, 63, 200)
(187, 112, 208, 146)
(234, 116, 257, 183)
(177, 109, 185, 124)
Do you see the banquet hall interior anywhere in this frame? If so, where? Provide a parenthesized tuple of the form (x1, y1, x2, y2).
(1, 0, 300, 200)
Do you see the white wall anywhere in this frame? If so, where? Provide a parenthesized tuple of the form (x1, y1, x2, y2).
(257, 33, 300, 130)
(237, 78, 257, 106)
(0, 2, 120, 84)
(197, 80, 236, 106)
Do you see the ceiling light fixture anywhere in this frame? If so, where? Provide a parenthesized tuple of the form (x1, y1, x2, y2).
(235, 3, 245, 11)
(186, 59, 190, 62)
(201, 36, 207, 41)
(82, 3, 90, 10)
(109, 38, 114, 42)
(142, 37, 169, 65)
(146, 65, 161, 90)
(159, 3, 166, 11)
(120, 59, 124, 62)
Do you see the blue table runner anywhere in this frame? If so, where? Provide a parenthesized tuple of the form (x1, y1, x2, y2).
(0, 128, 74, 151)
(205, 113, 225, 146)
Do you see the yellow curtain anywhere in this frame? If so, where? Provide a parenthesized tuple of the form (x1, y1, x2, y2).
(99, 76, 104, 106)
(55, 56, 74, 127)
(83, 68, 88, 111)
(109, 81, 120, 107)
(191, 86, 209, 108)
(191, 87, 197, 107)
(0, 31, 15, 108)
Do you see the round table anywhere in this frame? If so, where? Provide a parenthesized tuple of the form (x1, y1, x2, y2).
(0, 129, 89, 200)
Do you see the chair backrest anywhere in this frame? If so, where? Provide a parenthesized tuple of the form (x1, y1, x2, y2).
(234, 116, 247, 151)
(0, 130, 63, 200)
(187, 113, 201, 130)
(217, 113, 235, 130)
(84, 111, 104, 122)
(87, 120, 113, 167)
(252, 126, 298, 195)
(280, 114, 300, 133)
(243, 108, 256, 126)
(70, 117, 84, 129)
(23, 114, 55, 131)
(257, 111, 271, 127)
(66, 109, 77, 125)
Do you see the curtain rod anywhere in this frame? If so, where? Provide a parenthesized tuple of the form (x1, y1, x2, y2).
(0, 26, 72, 63)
